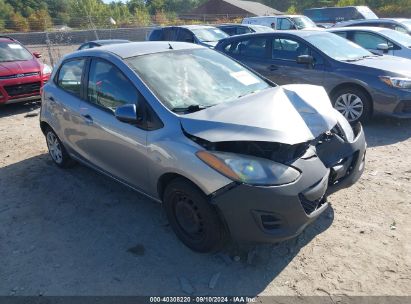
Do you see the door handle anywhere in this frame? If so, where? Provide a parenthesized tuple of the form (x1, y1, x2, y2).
(268, 65, 279, 71)
(81, 114, 93, 125)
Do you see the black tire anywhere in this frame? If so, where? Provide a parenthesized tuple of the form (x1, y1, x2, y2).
(331, 87, 372, 124)
(163, 178, 227, 253)
(45, 127, 75, 168)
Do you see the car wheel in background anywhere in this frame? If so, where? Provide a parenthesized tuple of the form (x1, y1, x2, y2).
(163, 178, 227, 253)
(332, 87, 371, 124)
(45, 128, 75, 168)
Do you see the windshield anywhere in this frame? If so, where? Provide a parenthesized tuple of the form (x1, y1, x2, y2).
(126, 49, 270, 112)
(306, 33, 372, 61)
(0, 42, 33, 62)
(381, 29, 411, 47)
(291, 16, 317, 29)
(191, 28, 229, 42)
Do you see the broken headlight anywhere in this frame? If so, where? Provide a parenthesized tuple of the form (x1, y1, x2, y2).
(334, 110, 354, 142)
(197, 151, 300, 186)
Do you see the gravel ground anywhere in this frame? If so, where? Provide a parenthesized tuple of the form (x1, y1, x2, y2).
(0, 102, 410, 297)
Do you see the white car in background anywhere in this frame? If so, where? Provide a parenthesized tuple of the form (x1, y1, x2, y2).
(328, 27, 411, 60)
(242, 15, 318, 30)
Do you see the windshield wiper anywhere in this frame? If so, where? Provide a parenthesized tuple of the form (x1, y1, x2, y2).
(172, 104, 211, 113)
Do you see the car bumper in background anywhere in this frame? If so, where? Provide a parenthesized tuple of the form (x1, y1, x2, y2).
(212, 124, 366, 243)
(0, 74, 49, 105)
(373, 87, 411, 119)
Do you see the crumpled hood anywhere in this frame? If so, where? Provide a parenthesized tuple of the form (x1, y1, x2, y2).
(0, 59, 40, 77)
(180, 84, 339, 145)
(350, 55, 411, 77)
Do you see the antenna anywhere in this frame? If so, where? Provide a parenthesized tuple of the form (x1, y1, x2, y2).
(168, 43, 173, 50)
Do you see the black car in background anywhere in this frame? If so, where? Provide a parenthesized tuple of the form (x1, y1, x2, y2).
(217, 23, 274, 36)
(216, 31, 411, 123)
(77, 39, 130, 50)
(147, 25, 228, 48)
(333, 19, 411, 35)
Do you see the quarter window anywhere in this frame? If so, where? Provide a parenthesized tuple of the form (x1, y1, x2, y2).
(87, 59, 138, 110)
(57, 59, 85, 97)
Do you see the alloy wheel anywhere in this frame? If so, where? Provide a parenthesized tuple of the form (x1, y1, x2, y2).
(46, 132, 63, 164)
(334, 93, 364, 122)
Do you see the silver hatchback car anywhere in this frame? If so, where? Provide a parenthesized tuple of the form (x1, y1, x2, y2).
(40, 42, 366, 252)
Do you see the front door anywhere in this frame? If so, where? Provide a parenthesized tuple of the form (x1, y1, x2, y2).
(266, 36, 325, 86)
(77, 58, 149, 191)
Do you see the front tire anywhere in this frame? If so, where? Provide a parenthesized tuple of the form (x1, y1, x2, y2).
(332, 87, 372, 124)
(163, 178, 227, 253)
(45, 127, 74, 168)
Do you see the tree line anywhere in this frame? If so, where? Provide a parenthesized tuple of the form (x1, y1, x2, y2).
(0, 0, 409, 32)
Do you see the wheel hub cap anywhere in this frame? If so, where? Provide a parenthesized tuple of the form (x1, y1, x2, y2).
(175, 196, 203, 238)
(46, 132, 63, 164)
(334, 93, 364, 122)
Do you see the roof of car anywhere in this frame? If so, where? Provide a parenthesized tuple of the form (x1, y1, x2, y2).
(76, 41, 203, 59)
(0, 36, 15, 42)
(155, 25, 218, 30)
(328, 26, 390, 33)
(336, 19, 401, 26)
(91, 39, 130, 45)
(217, 30, 330, 44)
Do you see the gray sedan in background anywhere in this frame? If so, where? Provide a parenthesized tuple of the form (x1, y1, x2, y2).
(40, 42, 365, 252)
(216, 31, 411, 123)
(328, 27, 411, 59)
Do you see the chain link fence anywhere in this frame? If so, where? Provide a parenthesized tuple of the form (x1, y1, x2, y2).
(1, 14, 244, 67)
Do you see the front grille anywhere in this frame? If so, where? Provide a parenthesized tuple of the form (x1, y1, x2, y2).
(4, 82, 41, 97)
(0, 72, 39, 80)
(299, 194, 326, 215)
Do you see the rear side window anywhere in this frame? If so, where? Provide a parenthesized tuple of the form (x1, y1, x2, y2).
(57, 59, 85, 97)
(176, 29, 194, 43)
(223, 37, 269, 58)
(237, 27, 253, 35)
(149, 29, 163, 41)
(334, 31, 348, 39)
(87, 59, 138, 110)
(221, 27, 236, 36)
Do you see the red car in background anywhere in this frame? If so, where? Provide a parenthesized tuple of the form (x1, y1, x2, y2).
(0, 36, 51, 105)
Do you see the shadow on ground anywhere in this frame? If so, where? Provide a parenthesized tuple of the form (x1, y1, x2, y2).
(0, 154, 334, 296)
(0, 101, 41, 119)
(364, 116, 411, 148)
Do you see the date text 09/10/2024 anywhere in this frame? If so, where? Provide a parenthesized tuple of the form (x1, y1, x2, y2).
(149, 296, 257, 303)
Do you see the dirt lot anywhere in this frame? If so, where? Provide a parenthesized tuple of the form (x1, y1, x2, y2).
(0, 101, 410, 297)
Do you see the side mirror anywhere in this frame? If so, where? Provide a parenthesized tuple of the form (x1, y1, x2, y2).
(377, 43, 390, 53)
(297, 55, 314, 65)
(115, 104, 141, 124)
(33, 52, 42, 58)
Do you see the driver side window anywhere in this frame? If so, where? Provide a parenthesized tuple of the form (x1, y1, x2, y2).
(176, 29, 194, 43)
(88, 59, 138, 110)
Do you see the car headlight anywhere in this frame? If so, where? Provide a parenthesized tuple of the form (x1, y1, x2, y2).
(380, 76, 411, 89)
(197, 151, 300, 186)
(42, 64, 52, 75)
(334, 109, 354, 142)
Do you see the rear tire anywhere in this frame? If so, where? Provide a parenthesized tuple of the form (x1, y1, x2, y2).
(331, 87, 372, 124)
(45, 127, 75, 168)
(163, 178, 227, 253)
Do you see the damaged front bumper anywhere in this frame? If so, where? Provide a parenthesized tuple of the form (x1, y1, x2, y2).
(211, 124, 366, 244)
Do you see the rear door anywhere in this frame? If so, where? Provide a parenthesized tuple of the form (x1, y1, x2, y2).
(267, 35, 325, 85)
(76, 58, 150, 190)
(221, 35, 271, 76)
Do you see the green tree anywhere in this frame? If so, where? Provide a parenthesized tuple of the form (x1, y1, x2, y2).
(9, 12, 29, 32)
(0, 0, 14, 30)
